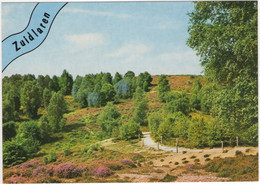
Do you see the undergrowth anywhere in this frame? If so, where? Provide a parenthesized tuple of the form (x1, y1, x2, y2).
(204, 154, 258, 181)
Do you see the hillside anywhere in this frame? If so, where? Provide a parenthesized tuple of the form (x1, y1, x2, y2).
(3, 75, 258, 183)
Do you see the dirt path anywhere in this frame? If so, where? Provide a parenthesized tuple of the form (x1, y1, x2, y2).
(142, 132, 202, 153)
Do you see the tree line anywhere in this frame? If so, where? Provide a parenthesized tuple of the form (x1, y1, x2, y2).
(2, 70, 152, 167)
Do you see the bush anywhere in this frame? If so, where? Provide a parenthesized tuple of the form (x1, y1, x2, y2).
(190, 155, 196, 159)
(235, 150, 243, 156)
(3, 140, 27, 168)
(43, 151, 57, 164)
(121, 159, 137, 168)
(92, 166, 112, 177)
(120, 121, 142, 140)
(204, 154, 210, 158)
(43, 157, 49, 165)
(194, 159, 200, 162)
(54, 163, 84, 178)
(182, 160, 189, 164)
(205, 158, 211, 161)
(64, 147, 71, 156)
(48, 151, 57, 162)
(174, 162, 179, 165)
(3, 121, 17, 141)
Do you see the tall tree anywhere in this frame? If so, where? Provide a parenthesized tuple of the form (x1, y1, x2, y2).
(47, 92, 67, 132)
(20, 81, 41, 119)
(187, 1, 258, 144)
(113, 72, 123, 85)
(158, 75, 170, 102)
(59, 70, 73, 95)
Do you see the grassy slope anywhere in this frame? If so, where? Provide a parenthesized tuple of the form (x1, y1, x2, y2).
(3, 75, 258, 183)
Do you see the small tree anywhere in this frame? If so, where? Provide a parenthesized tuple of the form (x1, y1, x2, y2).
(72, 83, 79, 101)
(43, 88, 52, 108)
(158, 75, 170, 102)
(98, 102, 121, 137)
(47, 92, 67, 132)
(113, 72, 123, 85)
(59, 69, 73, 95)
(120, 121, 142, 140)
(101, 83, 116, 102)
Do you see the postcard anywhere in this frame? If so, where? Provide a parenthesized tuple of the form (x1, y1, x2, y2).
(2, 1, 258, 183)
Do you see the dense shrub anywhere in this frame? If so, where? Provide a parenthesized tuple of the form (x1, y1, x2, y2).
(3, 140, 27, 168)
(54, 163, 84, 178)
(92, 166, 112, 177)
(3, 121, 17, 141)
(120, 121, 142, 140)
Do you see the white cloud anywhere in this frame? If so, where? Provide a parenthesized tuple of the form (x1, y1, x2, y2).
(63, 8, 133, 19)
(64, 33, 106, 52)
(159, 50, 199, 63)
(107, 43, 151, 63)
(156, 20, 182, 30)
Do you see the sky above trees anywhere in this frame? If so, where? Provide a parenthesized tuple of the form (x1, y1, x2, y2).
(2, 2, 202, 78)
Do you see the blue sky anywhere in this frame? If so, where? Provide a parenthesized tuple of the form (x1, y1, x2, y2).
(2, 2, 203, 78)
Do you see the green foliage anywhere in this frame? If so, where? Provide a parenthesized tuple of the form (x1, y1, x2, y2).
(76, 89, 89, 108)
(148, 112, 163, 141)
(132, 87, 148, 126)
(71, 83, 78, 100)
(101, 83, 116, 102)
(115, 78, 136, 99)
(124, 71, 135, 79)
(59, 69, 73, 95)
(101, 72, 113, 85)
(171, 112, 191, 140)
(43, 88, 52, 108)
(120, 121, 142, 140)
(98, 102, 121, 138)
(137, 72, 152, 92)
(164, 92, 190, 115)
(188, 118, 208, 148)
(88, 92, 105, 107)
(187, 2, 257, 85)
(2, 95, 19, 123)
(158, 75, 170, 102)
(38, 115, 51, 143)
(3, 121, 17, 141)
(187, 1, 258, 147)
(3, 140, 27, 168)
(20, 81, 41, 118)
(246, 123, 258, 146)
(113, 72, 123, 85)
(43, 151, 57, 164)
(47, 92, 67, 132)
(49, 75, 60, 92)
(16, 121, 41, 155)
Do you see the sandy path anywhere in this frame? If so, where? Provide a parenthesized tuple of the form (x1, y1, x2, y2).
(142, 132, 203, 153)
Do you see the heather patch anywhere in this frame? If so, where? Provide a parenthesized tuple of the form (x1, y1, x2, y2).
(121, 159, 137, 168)
(92, 166, 112, 177)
